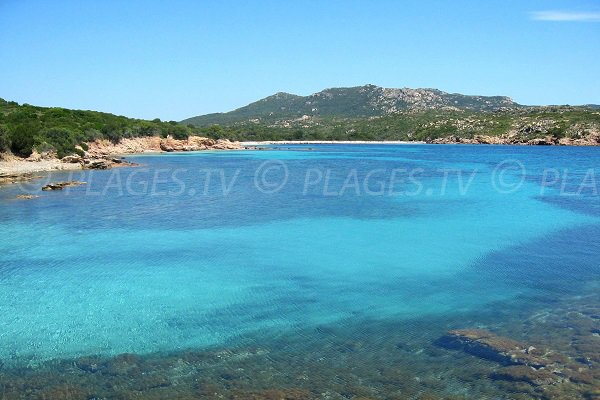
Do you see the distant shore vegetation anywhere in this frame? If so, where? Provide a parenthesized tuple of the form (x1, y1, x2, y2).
(2, 97, 600, 158)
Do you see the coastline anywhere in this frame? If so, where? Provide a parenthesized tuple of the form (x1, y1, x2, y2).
(0, 136, 244, 185)
(242, 133, 600, 147)
(3, 134, 599, 184)
(241, 140, 424, 145)
(0, 158, 82, 176)
(0, 158, 82, 185)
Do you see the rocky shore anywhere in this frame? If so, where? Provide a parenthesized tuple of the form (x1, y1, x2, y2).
(0, 154, 82, 185)
(240, 140, 422, 145)
(85, 136, 242, 157)
(0, 136, 244, 186)
(428, 130, 600, 146)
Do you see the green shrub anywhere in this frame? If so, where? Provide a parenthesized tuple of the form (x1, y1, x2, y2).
(74, 148, 85, 158)
(0, 126, 10, 152)
(9, 124, 36, 157)
(83, 129, 102, 142)
(79, 142, 89, 151)
(40, 128, 78, 158)
(101, 123, 122, 143)
(170, 125, 189, 140)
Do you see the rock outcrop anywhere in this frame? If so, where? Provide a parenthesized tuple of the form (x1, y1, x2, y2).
(558, 130, 600, 146)
(86, 136, 242, 157)
(427, 123, 600, 146)
(60, 155, 133, 170)
(78, 136, 242, 168)
(26, 150, 58, 162)
(429, 135, 516, 145)
(61, 155, 83, 164)
(41, 181, 86, 191)
(428, 131, 600, 146)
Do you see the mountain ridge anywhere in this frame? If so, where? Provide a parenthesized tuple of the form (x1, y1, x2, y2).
(182, 84, 520, 126)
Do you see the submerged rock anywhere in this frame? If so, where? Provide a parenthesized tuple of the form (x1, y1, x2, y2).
(0, 172, 40, 185)
(75, 356, 103, 373)
(41, 181, 86, 191)
(437, 326, 600, 397)
(436, 329, 550, 368)
(15, 194, 39, 200)
(230, 388, 312, 400)
(492, 365, 560, 386)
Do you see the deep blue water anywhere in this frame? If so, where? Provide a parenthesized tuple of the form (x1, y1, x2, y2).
(0, 144, 599, 371)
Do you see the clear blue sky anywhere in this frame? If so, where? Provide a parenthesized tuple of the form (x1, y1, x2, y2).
(1, 0, 599, 121)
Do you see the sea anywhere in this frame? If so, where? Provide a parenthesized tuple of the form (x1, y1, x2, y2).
(0, 144, 598, 399)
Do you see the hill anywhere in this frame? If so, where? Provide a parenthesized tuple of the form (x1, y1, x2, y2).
(182, 84, 518, 126)
(0, 98, 211, 158)
(181, 85, 600, 144)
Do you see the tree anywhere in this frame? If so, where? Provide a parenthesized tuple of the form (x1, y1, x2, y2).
(0, 126, 10, 152)
(101, 122, 121, 143)
(9, 124, 36, 157)
(169, 125, 188, 140)
(203, 125, 223, 139)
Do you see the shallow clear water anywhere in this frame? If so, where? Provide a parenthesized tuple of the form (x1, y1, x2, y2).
(0, 144, 599, 398)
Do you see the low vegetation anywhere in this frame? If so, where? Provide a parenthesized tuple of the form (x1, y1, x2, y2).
(0, 98, 211, 158)
(197, 108, 600, 143)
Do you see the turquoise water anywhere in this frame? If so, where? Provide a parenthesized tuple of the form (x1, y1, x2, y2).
(0, 144, 599, 397)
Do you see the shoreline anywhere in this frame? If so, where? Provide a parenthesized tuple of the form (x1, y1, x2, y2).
(243, 135, 600, 146)
(0, 159, 83, 185)
(3, 136, 599, 184)
(241, 140, 424, 145)
(0, 136, 245, 184)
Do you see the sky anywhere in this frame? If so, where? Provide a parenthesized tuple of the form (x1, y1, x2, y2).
(0, 0, 599, 121)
